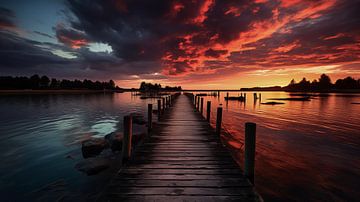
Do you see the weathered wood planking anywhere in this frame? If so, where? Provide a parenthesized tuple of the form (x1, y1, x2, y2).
(98, 94, 262, 202)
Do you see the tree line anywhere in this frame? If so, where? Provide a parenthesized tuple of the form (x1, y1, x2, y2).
(284, 74, 360, 92)
(0, 75, 120, 90)
(139, 81, 182, 91)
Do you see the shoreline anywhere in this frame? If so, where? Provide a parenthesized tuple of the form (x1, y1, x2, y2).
(0, 89, 124, 95)
(1, 89, 360, 94)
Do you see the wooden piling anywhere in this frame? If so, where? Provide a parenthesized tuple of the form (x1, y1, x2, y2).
(206, 101, 211, 122)
(244, 122, 256, 184)
(157, 99, 161, 120)
(197, 96, 200, 111)
(194, 95, 197, 107)
(147, 104, 152, 131)
(200, 98, 204, 115)
(226, 92, 229, 100)
(162, 97, 166, 111)
(215, 107, 223, 136)
(122, 115, 133, 161)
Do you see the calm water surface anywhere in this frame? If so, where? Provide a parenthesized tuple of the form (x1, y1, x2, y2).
(0, 92, 359, 201)
(0, 92, 157, 201)
(199, 91, 360, 201)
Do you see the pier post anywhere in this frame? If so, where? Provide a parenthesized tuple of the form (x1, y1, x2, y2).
(197, 96, 200, 111)
(157, 99, 161, 120)
(244, 122, 256, 184)
(206, 101, 211, 122)
(259, 93, 261, 101)
(169, 96, 171, 106)
(226, 92, 229, 100)
(200, 98, 204, 115)
(215, 107, 223, 136)
(148, 104, 152, 131)
(194, 95, 197, 107)
(253, 93, 257, 100)
(122, 115, 133, 161)
(162, 97, 166, 111)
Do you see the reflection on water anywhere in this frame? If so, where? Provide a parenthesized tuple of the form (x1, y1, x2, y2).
(0, 92, 157, 201)
(1, 91, 359, 201)
(198, 91, 360, 201)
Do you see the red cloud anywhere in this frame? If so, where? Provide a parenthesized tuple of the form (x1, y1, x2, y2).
(55, 24, 89, 49)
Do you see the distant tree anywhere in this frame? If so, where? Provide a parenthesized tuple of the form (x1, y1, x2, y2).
(109, 80, 115, 89)
(335, 76, 357, 89)
(318, 74, 332, 90)
(40, 76, 50, 88)
(289, 79, 296, 86)
(30, 74, 40, 89)
(50, 78, 58, 88)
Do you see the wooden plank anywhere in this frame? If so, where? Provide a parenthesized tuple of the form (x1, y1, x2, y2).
(109, 179, 249, 187)
(99, 195, 260, 202)
(104, 187, 256, 196)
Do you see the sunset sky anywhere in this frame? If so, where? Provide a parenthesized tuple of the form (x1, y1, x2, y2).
(0, 0, 359, 89)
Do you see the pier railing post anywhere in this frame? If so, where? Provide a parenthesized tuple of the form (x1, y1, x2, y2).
(197, 96, 200, 111)
(244, 122, 256, 184)
(122, 115, 133, 162)
(162, 97, 165, 112)
(200, 98, 204, 115)
(206, 101, 211, 122)
(194, 95, 197, 108)
(215, 107, 222, 136)
(148, 104, 152, 131)
(157, 99, 161, 120)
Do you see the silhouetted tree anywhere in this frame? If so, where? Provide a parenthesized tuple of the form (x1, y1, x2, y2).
(40, 76, 50, 88)
(318, 74, 332, 90)
(30, 74, 40, 89)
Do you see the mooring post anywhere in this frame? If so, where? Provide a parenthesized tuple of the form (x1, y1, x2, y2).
(215, 107, 223, 136)
(162, 97, 166, 111)
(147, 104, 152, 131)
(200, 98, 204, 115)
(244, 122, 256, 184)
(206, 101, 211, 122)
(197, 96, 200, 111)
(157, 99, 161, 120)
(122, 115, 133, 162)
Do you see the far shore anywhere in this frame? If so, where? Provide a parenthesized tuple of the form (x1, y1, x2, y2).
(0, 89, 124, 95)
(1, 89, 360, 94)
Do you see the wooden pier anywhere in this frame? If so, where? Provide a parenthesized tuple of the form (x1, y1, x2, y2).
(98, 93, 262, 201)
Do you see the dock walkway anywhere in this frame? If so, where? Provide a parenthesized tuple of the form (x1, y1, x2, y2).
(99, 94, 261, 201)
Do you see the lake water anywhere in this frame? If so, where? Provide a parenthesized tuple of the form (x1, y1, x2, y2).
(0, 92, 359, 201)
(199, 91, 360, 201)
(0, 92, 157, 201)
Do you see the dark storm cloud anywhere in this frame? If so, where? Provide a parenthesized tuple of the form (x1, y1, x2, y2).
(0, 7, 15, 28)
(1, 0, 359, 81)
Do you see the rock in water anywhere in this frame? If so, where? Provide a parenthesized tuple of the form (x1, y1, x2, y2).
(105, 132, 124, 151)
(82, 138, 108, 158)
(75, 157, 110, 175)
